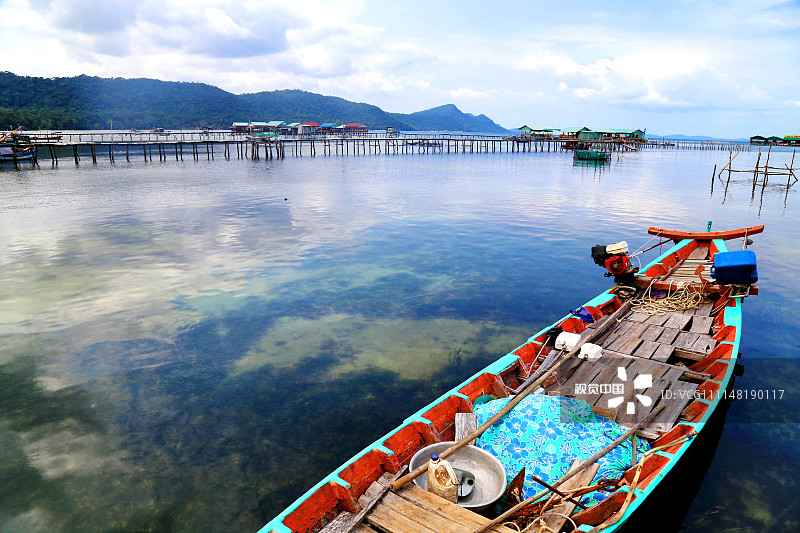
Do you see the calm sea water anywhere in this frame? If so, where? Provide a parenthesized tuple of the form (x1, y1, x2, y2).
(1, 147, 798, 532)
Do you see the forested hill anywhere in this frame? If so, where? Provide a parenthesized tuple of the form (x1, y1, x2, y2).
(0, 72, 508, 133)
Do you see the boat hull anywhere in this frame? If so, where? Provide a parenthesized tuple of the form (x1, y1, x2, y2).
(575, 149, 610, 160)
(0, 146, 37, 162)
(261, 230, 751, 533)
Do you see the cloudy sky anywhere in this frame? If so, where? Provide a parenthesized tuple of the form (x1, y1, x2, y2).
(2, 0, 799, 137)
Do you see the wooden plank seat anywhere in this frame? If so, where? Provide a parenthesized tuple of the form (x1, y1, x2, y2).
(322, 473, 517, 533)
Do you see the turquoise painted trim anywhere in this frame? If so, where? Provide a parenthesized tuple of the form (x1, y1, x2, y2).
(713, 238, 730, 253)
(403, 413, 433, 425)
(333, 475, 350, 488)
(655, 451, 676, 459)
(483, 353, 522, 375)
(263, 524, 292, 533)
(583, 291, 615, 308)
(376, 445, 395, 456)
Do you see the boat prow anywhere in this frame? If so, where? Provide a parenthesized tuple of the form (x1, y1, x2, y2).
(648, 225, 764, 242)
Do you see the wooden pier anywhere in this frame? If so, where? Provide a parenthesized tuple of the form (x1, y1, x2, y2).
(3, 130, 753, 167)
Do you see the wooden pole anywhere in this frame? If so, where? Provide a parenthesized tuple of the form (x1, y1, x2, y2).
(711, 164, 716, 195)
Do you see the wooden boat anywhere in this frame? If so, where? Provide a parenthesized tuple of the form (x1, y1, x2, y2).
(260, 225, 763, 533)
(0, 132, 37, 162)
(0, 145, 37, 162)
(575, 149, 611, 161)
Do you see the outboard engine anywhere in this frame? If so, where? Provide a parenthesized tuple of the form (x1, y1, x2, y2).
(591, 241, 634, 277)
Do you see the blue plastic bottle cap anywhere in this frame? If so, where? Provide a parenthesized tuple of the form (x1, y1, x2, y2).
(430, 453, 439, 461)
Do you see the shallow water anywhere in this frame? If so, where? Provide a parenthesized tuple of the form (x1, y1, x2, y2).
(0, 147, 798, 532)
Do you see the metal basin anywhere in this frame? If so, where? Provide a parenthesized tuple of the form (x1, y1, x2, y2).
(409, 442, 507, 512)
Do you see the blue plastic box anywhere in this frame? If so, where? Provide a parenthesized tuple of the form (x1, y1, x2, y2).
(711, 250, 758, 285)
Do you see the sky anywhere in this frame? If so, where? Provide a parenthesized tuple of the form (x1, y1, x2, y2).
(1, 0, 799, 137)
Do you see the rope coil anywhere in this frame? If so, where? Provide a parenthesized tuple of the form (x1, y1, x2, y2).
(631, 279, 705, 315)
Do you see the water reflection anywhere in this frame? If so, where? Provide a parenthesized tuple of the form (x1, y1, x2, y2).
(0, 151, 799, 532)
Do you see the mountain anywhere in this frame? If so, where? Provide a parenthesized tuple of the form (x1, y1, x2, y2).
(390, 104, 506, 133)
(238, 89, 415, 130)
(0, 72, 507, 133)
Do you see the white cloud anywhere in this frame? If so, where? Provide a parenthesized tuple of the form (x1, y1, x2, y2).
(449, 88, 488, 99)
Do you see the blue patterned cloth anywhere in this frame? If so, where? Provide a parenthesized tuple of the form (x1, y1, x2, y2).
(474, 394, 649, 506)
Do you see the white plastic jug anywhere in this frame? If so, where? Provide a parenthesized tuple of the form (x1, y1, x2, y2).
(427, 453, 459, 503)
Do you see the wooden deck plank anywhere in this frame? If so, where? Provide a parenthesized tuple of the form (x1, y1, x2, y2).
(690, 336, 717, 354)
(552, 360, 608, 395)
(626, 311, 651, 323)
(599, 332, 621, 347)
(366, 498, 445, 533)
(689, 316, 715, 334)
(632, 339, 660, 360)
(320, 513, 382, 533)
(644, 313, 670, 326)
(626, 322, 650, 338)
(616, 337, 644, 355)
(674, 332, 701, 350)
(612, 321, 633, 335)
(696, 302, 714, 316)
(640, 325, 665, 341)
(651, 344, 674, 362)
(687, 247, 709, 260)
(650, 381, 699, 433)
(626, 357, 672, 380)
(657, 327, 681, 345)
(393, 484, 516, 533)
(660, 366, 684, 383)
(587, 366, 622, 406)
(662, 314, 692, 331)
(672, 347, 708, 361)
(605, 336, 629, 352)
(616, 377, 668, 427)
(586, 314, 610, 329)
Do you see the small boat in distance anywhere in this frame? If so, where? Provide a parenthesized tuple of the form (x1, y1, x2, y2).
(575, 149, 611, 161)
(0, 131, 37, 162)
(260, 225, 763, 533)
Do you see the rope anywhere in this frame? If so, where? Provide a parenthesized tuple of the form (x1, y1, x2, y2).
(630, 279, 705, 315)
(629, 229, 663, 257)
(527, 512, 578, 533)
